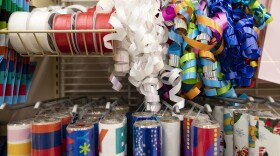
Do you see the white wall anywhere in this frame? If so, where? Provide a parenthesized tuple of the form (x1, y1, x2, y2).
(258, 0, 280, 84)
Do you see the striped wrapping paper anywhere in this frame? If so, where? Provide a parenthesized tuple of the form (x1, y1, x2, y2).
(7, 122, 31, 156)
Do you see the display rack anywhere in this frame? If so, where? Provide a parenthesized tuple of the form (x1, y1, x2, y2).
(0, 96, 90, 124)
(60, 0, 99, 6)
(0, 29, 116, 57)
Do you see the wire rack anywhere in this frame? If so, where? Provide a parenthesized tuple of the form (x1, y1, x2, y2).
(0, 29, 116, 57)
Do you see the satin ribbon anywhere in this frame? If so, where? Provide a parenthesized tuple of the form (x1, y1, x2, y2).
(53, 14, 77, 54)
(76, 10, 96, 53)
(75, 7, 113, 54)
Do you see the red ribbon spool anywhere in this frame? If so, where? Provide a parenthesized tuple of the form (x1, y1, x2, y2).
(95, 11, 113, 53)
(76, 7, 97, 53)
(87, 7, 96, 13)
(53, 14, 77, 54)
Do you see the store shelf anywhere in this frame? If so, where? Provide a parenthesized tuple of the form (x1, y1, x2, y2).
(0, 29, 116, 57)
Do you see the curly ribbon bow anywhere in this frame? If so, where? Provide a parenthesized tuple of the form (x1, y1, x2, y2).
(98, 0, 187, 112)
(97, 0, 272, 110)
(168, 0, 237, 99)
(160, 65, 185, 109)
(208, 0, 271, 88)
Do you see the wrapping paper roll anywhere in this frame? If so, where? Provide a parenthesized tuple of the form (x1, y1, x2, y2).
(132, 112, 154, 125)
(83, 116, 100, 156)
(249, 114, 280, 156)
(233, 110, 249, 156)
(183, 113, 209, 156)
(191, 119, 220, 156)
(160, 116, 180, 156)
(32, 118, 62, 156)
(66, 123, 95, 156)
(87, 108, 106, 119)
(7, 120, 31, 156)
(213, 106, 224, 156)
(134, 120, 161, 156)
(130, 111, 154, 155)
(173, 108, 189, 154)
(99, 114, 126, 156)
(58, 114, 72, 155)
(224, 106, 247, 156)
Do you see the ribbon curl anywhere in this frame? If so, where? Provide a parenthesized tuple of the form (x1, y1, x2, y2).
(98, 0, 171, 112)
(208, 0, 270, 88)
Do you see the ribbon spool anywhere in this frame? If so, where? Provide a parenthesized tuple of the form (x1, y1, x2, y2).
(8, 12, 30, 54)
(95, 11, 113, 53)
(75, 7, 96, 53)
(27, 10, 57, 53)
(53, 14, 78, 54)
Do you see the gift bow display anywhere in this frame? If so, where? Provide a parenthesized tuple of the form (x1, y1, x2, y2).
(97, 0, 272, 112)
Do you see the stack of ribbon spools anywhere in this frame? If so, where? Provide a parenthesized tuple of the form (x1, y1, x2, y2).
(8, 5, 113, 55)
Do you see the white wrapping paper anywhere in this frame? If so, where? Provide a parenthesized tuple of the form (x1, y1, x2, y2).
(99, 121, 126, 156)
(233, 111, 249, 156)
(160, 117, 180, 156)
(249, 114, 280, 156)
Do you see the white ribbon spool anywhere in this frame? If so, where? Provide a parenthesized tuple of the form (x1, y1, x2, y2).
(26, 6, 82, 53)
(27, 10, 57, 53)
(8, 12, 30, 54)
